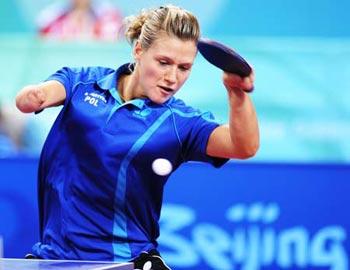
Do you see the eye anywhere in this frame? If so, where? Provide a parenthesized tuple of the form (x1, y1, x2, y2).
(159, 60, 168, 66)
(179, 65, 191, 72)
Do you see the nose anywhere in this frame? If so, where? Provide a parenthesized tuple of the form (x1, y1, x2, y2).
(164, 66, 177, 84)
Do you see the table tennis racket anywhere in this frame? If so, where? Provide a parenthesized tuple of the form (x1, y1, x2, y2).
(197, 38, 253, 92)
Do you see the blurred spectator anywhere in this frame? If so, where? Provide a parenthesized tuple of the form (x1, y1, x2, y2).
(37, 0, 124, 41)
(0, 102, 18, 157)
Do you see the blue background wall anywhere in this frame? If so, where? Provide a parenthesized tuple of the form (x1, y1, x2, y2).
(1, 0, 350, 163)
(0, 159, 349, 269)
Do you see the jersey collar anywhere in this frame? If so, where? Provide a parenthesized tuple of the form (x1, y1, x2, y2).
(96, 63, 131, 91)
(96, 63, 175, 109)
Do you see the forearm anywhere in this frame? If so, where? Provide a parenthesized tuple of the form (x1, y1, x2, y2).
(16, 81, 66, 113)
(227, 88, 259, 158)
(206, 71, 259, 159)
(16, 85, 44, 113)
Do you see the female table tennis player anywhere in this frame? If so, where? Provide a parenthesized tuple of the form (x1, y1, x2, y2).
(15, 5, 259, 270)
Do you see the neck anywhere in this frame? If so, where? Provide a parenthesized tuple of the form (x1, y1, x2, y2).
(118, 69, 144, 102)
(117, 73, 134, 102)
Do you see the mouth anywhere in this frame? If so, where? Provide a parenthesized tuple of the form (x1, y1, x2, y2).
(158, 86, 174, 94)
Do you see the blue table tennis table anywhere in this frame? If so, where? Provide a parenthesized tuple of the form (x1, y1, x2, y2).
(0, 258, 133, 270)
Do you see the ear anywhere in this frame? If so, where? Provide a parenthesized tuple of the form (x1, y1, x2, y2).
(133, 40, 143, 62)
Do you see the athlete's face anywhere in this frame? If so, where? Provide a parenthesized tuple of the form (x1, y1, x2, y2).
(133, 34, 197, 104)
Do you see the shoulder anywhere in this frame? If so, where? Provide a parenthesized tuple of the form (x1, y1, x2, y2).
(70, 66, 115, 77)
(166, 97, 208, 117)
(167, 97, 217, 123)
(167, 97, 198, 114)
(58, 66, 115, 82)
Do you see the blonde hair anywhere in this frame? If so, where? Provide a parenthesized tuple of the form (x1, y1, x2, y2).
(124, 5, 200, 50)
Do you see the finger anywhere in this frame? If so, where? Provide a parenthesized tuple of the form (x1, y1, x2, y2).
(242, 77, 251, 89)
(223, 72, 254, 92)
(223, 72, 244, 88)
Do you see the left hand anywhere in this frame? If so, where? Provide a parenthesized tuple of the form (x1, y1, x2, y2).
(223, 69, 255, 93)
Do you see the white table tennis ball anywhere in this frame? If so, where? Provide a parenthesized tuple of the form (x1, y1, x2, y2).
(152, 158, 172, 176)
(143, 261, 152, 270)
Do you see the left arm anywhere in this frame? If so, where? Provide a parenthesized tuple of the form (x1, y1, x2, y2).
(206, 71, 259, 159)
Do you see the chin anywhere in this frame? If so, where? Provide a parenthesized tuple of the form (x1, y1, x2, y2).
(150, 95, 171, 105)
(153, 99, 168, 105)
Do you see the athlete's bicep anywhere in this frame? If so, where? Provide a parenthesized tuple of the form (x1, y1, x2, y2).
(206, 125, 235, 159)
